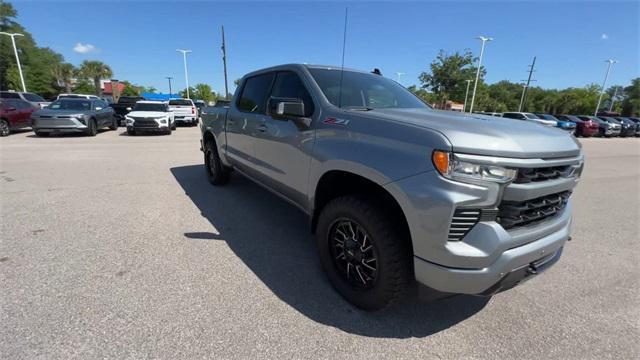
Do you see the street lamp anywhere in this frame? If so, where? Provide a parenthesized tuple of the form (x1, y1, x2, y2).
(176, 49, 192, 99)
(0, 32, 26, 92)
(469, 36, 493, 114)
(166, 76, 173, 96)
(463, 79, 473, 113)
(595, 59, 617, 115)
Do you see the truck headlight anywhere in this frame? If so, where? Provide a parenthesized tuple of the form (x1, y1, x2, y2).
(125, 116, 134, 125)
(432, 150, 516, 183)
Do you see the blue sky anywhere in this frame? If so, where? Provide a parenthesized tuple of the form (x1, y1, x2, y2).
(12, 0, 640, 95)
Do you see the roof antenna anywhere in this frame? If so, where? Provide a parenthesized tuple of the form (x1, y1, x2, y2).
(338, 7, 348, 109)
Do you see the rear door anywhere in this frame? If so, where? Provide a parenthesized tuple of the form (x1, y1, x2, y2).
(225, 72, 275, 173)
(251, 71, 316, 206)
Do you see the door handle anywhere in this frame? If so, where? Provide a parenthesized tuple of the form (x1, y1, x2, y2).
(257, 123, 268, 132)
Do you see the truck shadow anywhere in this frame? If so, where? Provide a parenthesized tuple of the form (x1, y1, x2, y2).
(170, 165, 489, 338)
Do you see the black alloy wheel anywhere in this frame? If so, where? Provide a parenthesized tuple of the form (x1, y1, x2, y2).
(329, 218, 378, 289)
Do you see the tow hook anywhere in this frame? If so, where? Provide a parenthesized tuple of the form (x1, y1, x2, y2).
(526, 264, 538, 275)
(567, 236, 572, 241)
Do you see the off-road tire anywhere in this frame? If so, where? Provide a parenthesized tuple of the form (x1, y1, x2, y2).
(316, 195, 412, 311)
(204, 140, 230, 185)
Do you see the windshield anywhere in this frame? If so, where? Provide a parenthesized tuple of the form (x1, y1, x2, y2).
(524, 113, 541, 119)
(23, 93, 46, 102)
(134, 103, 167, 112)
(169, 99, 192, 106)
(538, 114, 559, 121)
(48, 99, 92, 110)
(308, 68, 429, 109)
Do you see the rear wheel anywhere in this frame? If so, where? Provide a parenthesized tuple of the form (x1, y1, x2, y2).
(0, 119, 9, 137)
(204, 140, 230, 185)
(316, 196, 412, 311)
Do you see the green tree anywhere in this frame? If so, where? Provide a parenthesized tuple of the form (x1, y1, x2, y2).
(179, 87, 195, 99)
(120, 81, 139, 96)
(1, 2, 64, 98)
(78, 60, 113, 96)
(51, 62, 75, 93)
(73, 80, 96, 94)
(621, 78, 640, 116)
(419, 49, 483, 106)
(190, 83, 218, 103)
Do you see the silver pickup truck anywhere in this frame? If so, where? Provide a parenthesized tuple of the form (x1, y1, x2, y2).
(200, 64, 583, 310)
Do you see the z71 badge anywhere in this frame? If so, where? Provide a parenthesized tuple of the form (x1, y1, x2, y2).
(323, 117, 350, 126)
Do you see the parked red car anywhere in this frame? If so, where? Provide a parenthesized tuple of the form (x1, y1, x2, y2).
(555, 115, 599, 137)
(0, 98, 37, 136)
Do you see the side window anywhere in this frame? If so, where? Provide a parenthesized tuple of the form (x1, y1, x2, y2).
(237, 73, 275, 114)
(270, 71, 315, 117)
(1, 92, 20, 99)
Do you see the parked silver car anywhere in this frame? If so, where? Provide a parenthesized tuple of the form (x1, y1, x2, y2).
(31, 98, 117, 137)
(200, 64, 583, 310)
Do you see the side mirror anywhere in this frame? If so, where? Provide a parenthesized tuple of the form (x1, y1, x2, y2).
(269, 97, 305, 118)
(126, 107, 132, 111)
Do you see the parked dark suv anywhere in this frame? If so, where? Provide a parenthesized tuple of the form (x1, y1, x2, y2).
(555, 115, 599, 137)
(598, 116, 633, 137)
(612, 117, 638, 137)
(577, 115, 620, 137)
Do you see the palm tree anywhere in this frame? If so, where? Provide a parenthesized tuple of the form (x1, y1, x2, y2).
(51, 63, 76, 93)
(78, 60, 113, 95)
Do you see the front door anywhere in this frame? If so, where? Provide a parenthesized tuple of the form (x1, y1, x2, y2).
(251, 71, 316, 207)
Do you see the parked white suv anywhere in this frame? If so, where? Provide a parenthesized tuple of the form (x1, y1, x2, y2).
(168, 98, 197, 126)
(57, 94, 101, 100)
(125, 101, 175, 135)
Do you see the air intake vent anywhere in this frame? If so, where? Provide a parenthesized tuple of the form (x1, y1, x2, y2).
(448, 209, 481, 241)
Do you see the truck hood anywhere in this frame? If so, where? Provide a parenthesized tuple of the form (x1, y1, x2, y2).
(127, 111, 168, 117)
(369, 108, 581, 159)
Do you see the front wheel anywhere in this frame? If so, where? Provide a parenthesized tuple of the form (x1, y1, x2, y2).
(127, 128, 136, 136)
(86, 119, 97, 137)
(0, 119, 10, 137)
(109, 116, 118, 130)
(171, 121, 176, 130)
(316, 196, 412, 311)
(204, 140, 230, 185)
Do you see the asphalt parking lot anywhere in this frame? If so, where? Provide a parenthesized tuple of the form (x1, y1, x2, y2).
(1, 127, 639, 359)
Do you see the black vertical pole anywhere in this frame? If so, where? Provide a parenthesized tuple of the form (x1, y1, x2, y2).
(221, 26, 229, 100)
(521, 56, 536, 112)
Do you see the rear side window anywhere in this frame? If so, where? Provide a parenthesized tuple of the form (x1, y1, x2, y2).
(237, 73, 275, 113)
(270, 72, 314, 117)
(0, 92, 20, 99)
(169, 99, 193, 106)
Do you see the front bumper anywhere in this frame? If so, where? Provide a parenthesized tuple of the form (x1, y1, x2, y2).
(385, 153, 581, 294)
(32, 117, 87, 132)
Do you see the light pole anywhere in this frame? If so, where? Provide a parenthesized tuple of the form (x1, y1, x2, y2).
(0, 32, 26, 92)
(609, 87, 619, 112)
(595, 59, 617, 116)
(395, 72, 405, 84)
(469, 36, 492, 114)
(518, 84, 528, 112)
(166, 76, 173, 96)
(176, 49, 192, 99)
(463, 79, 473, 113)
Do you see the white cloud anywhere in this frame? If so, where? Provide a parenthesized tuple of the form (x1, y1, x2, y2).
(601, 33, 609, 40)
(73, 42, 98, 54)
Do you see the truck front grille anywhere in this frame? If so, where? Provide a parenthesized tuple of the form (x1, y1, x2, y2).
(497, 191, 571, 230)
(515, 166, 571, 183)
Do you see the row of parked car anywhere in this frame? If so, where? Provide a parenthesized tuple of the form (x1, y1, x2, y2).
(477, 111, 640, 138)
(0, 91, 206, 137)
